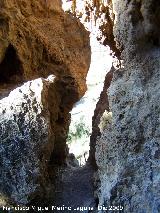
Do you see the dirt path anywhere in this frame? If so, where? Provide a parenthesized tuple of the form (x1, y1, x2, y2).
(52, 164, 97, 213)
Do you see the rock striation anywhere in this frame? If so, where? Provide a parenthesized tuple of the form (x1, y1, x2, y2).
(95, 0, 160, 212)
(0, 0, 91, 206)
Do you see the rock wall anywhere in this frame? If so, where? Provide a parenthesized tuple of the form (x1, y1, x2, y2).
(0, 77, 56, 204)
(0, 0, 90, 94)
(95, 0, 160, 212)
(0, 0, 90, 206)
(89, 67, 113, 168)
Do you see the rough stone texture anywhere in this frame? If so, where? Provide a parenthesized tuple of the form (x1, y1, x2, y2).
(89, 68, 113, 168)
(0, 77, 56, 205)
(95, 0, 160, 212)
(0, 0, 91, 206)
(0, 0, 90, 94)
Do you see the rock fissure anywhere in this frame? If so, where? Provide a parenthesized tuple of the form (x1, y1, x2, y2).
(0, 0, 160, 212)
(0, 0, 91, 207)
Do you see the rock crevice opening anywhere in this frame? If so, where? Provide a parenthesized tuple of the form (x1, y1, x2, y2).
(0, 44, 23, 84)
(0, 1, 160, 212)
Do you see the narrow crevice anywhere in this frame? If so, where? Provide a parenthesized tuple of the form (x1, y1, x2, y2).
(89, 66, 114, 169)
(0, 44, 24, 84)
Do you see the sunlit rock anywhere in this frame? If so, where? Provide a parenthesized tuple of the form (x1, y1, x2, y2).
(95, 0, 160, 212)
(0, 77, 55, 204)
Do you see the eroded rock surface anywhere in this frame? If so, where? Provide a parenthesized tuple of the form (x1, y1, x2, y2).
(95, 0, 160, 212)
(0, 0, 91, 206)
(0, 77, 56, 204)
(89, 68, 113, 168)
(0, 0, 90, 94)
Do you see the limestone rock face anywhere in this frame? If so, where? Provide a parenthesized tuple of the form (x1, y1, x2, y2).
(0, 0, 90, 206)
(0, 77, 56, 204)
(0, 0, 90, 95)
(95, 0, 160, 212)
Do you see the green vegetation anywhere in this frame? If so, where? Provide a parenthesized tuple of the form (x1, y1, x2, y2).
(67, 117, 90, 145)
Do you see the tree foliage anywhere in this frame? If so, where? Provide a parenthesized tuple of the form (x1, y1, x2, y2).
(67, 117, 90, 144)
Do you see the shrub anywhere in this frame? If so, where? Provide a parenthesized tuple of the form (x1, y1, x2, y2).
(67, 117, 90, 144)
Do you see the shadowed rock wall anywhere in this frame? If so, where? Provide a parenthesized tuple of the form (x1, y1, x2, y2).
(94, 0, 160, 212)
(89, 67, 113, 169)
(0, 0, 91, 206)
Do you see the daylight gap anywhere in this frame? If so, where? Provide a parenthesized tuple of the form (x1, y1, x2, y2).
(66, 35, 113, 167)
